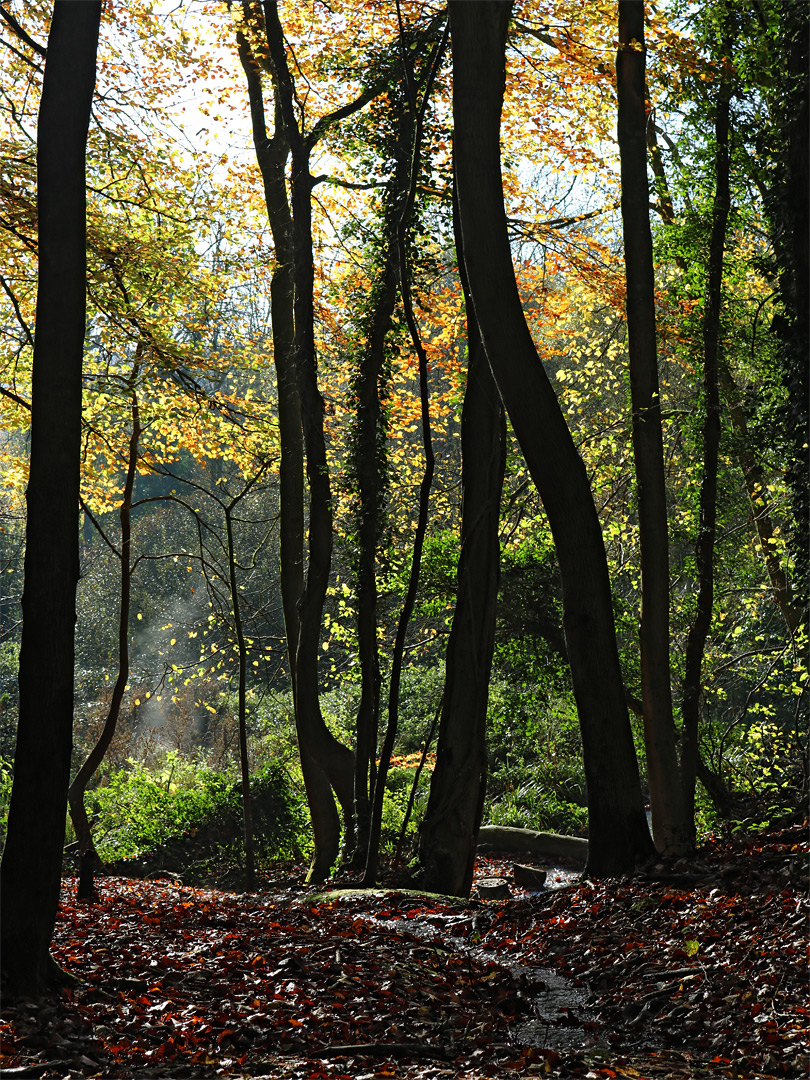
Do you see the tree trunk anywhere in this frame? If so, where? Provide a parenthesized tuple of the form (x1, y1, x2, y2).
(767, 0, 809, 624)
(448, 0, 653, 876)
(225, 497, 255, 889)
(362, 28, 448, 885)
(681, 44, 732, 840)
(237, 7, 352, 881)
(235, 5, 303, 680)
(68, 371, 141, 901)
(263, 1, 357, 878)
(616, 0, 690, 855)
(351, 99, 415, 865)
(418, 178, 506, 896)
(0, 0, 101, 996)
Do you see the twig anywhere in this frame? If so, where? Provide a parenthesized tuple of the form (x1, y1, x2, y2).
(314, 1042, 455, 1061)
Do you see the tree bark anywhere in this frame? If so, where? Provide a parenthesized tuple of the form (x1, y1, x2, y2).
(236, 3, 303, 680)
(418, 229, 506, 896)
(767, 0, 809, 624)
(681, 43, 732, 841)
(0, 0, 101, 996)
(617, 0, 690, 855)
(449, 0, 653, 876)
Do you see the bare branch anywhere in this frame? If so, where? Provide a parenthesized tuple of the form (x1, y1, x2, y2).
(0, 5, 46, 58)
(0, 272, 34, 347)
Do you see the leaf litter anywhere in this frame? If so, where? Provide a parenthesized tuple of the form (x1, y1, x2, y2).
(0, 823, 806, 1079)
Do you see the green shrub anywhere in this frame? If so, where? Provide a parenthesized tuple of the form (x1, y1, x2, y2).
(85, 752, 307, 863)
(483, 681, 588, 836)
(486, 762, 588, 837)
(86, 754, 232, 860)
(379, 765, 431, 855)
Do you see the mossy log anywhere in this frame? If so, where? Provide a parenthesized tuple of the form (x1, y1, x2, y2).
(477, 825, 588, 864)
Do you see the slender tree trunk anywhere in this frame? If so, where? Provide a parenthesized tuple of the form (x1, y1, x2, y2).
(449, 0, 653, 876)
(264, 1, 357, 878)
(352, 103, 414, 865)
(681, 48, 732, 840)
(68, 370, 141, 901)
(0, 0, 101, 996)
(617, 0, 690, 855)
(235, 5, 303, 677)
(236, 8, 350, 881)
(362, 28, 448, 885)
(353, 24, 446, 868)
(418, 176, 506, 897)
(225, 498, 255, 889)
(362, 247, 435, 886)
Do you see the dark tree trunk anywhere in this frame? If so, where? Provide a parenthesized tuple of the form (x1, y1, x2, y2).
(225, 495, 255, 890)
(362, 28, 448, 886)
(68, 370, 142, 902)
(264, 0, 368, 878)
(767, 1, 809, 623)
(237, 5, 353, 881)
(418, 175, 506, 898)
(353, 24, 446, 869)
(448, 0, 653, 876)
(351, 102, 415, 865)
(616, 0, 690, 855)
(236, 4, 303, 682)
(362, 252, 435, 885)
(0, 0, 101, 996)
(681, 43, 732, 839)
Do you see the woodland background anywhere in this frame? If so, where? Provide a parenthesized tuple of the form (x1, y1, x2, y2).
(0, 0, 806, 1006)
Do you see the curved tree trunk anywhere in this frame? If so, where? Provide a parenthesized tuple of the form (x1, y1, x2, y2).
(449, 0, 653, 876)
(0, 0, 101, 996)
(617, 0, 690, 855)
(68, 373, 141, 901)
(236, 6, 352, 880)
(263, 1, 360, 877)
(418, 174, 506, 897)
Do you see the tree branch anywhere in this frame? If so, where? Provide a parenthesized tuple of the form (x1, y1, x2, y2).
(0, 272, 34, 347)
(0, 5, 46, 58)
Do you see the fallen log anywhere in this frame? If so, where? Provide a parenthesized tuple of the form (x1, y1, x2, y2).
(477, 825, 588, 864)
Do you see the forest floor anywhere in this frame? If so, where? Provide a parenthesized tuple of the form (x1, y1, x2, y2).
(1, 822, 807, 1080)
